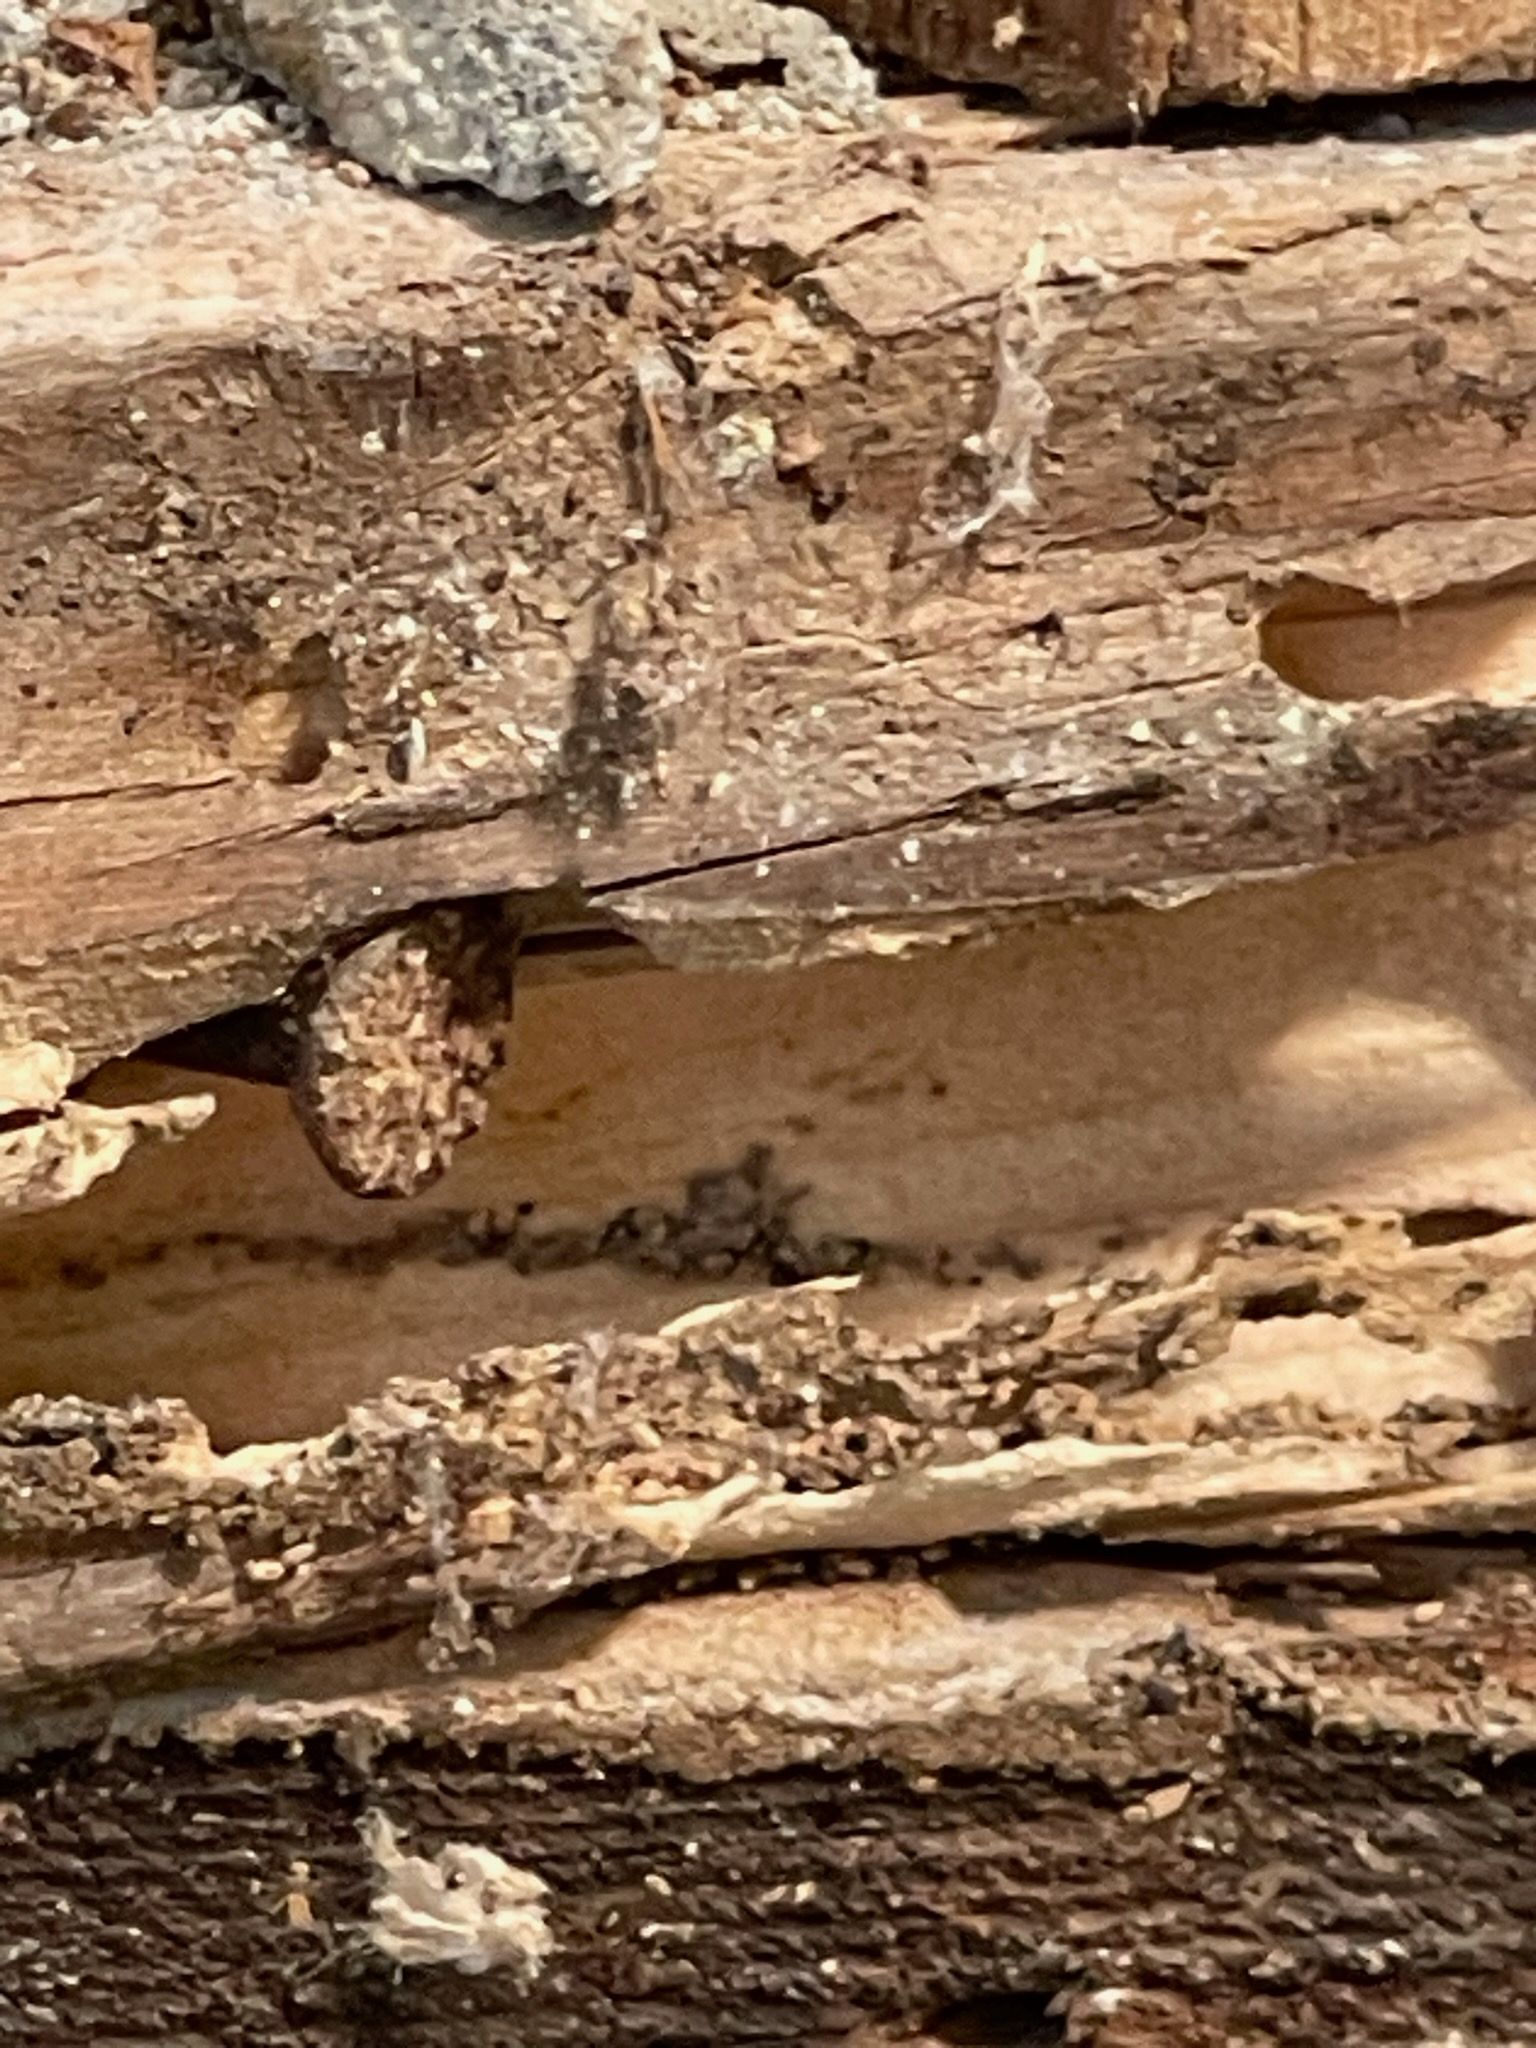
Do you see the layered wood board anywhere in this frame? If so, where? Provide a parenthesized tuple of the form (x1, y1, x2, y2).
(15, 1196, 1536, 1700)
(29, 1203, 1536, 2009)
(6, 1195, 1536, 2036)
(12, 112, 1536, 1082)
(12, 85, 1536, 2048)
(6, 1555, 1536, 2045)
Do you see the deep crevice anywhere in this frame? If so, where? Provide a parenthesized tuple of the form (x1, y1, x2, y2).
(1237, 1279, 1328, 1320)
(1137, 76, 1536, 152)
(926, 1991, 1068, 2046)
(1404, 1206, 1532, 1248)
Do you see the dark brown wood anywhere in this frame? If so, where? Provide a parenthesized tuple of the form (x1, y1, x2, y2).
(4, 1554, 1536, 2045)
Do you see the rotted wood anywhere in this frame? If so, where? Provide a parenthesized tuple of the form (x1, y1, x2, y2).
(11, 75, 1536, 2048)
(9, 1201, 1536, 1702)
(11, 119, 1536, 1081)
(3, 1551, 1536, 2044)
(153, 906, 517, 1198)
(6, 1199, 1536, 2038)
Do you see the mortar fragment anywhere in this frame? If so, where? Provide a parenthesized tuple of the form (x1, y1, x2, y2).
(210, 0, 672, 203)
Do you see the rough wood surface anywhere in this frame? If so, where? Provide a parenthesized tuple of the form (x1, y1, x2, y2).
(10, 875, 1536, 2036)
(286, 905, 515, 1198)
(9, 1198, 1536, 1709)
(0, 1042, 212, 1216)
(13, 90, 1536, 2048)
(12, 119, 1536, 1074)
(4, 1555, 1536, 2044)
(815, 0, 1536, 112)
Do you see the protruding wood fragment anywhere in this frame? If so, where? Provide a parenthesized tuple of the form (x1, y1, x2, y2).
(0, 1040, 214, 1216)
(288, 906, 514, 1198)
(0, 1043, 75, 1117)
(0, 1093, 216, 1216)
(9, 1204, 1536, 1695)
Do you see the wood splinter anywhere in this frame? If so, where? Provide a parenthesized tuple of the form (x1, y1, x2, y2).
(287, 904, 516, 1200)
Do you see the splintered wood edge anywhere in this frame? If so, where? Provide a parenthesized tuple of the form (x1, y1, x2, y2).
(0, 1040, 214, 1213)
(89, 1563, 1222, 1772)
(112, 1556, 1536, 1777)
(0, 1087, 215, 1216)
(7, 1204, 1536, 1710)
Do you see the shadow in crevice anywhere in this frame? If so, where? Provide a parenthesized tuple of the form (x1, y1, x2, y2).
(925, 1992, 1066, 2046)
(1137, 77, 1536, 153)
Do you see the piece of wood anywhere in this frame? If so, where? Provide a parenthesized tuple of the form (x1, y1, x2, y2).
(4, 1555, 1536, 2043)
(815, 0, 1536, 114)
(286, 905, 515, 1198)
(0, 1089, 214, 1215)
(8, 874, 1532, 2038)
(12, 118, 1536, 1074)
(5, 816, 1536, 1449)
(0, 1040, 212, 1215)
(9, 811, 1536, 1441)
(9, 1195, 1536, 1703)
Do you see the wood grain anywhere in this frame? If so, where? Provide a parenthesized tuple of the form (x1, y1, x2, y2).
(11, 121, 1536, 1071)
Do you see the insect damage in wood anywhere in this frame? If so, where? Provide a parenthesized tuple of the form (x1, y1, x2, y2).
(5, 1552, 1536, 2043)
(20, 123, 1536, 1052)
(16, 23, 1536, 2046)
(288, 904, 518, 1199)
